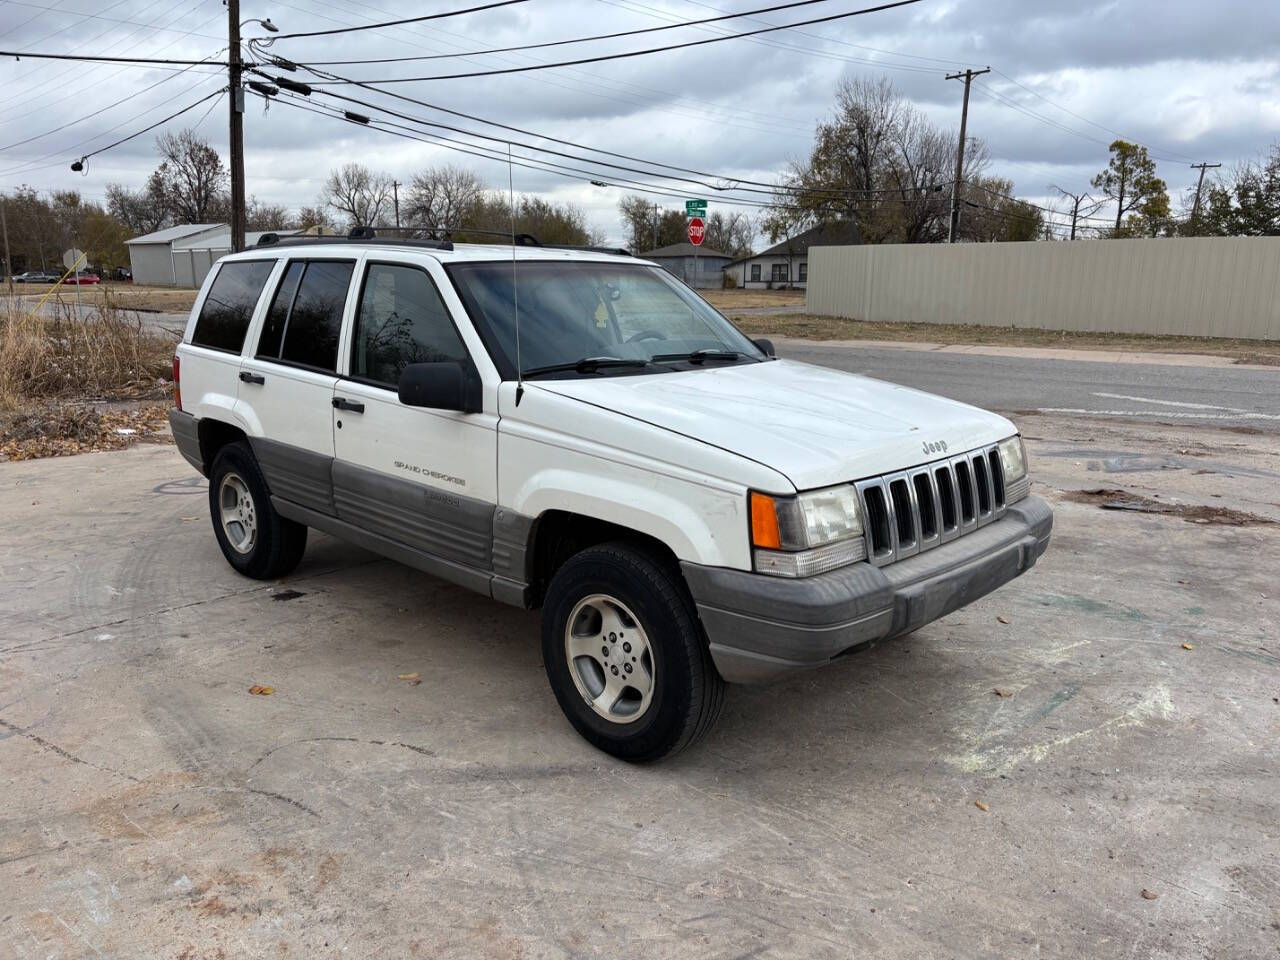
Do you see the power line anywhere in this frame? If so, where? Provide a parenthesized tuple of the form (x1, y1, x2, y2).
(0, 49, 234, 66)
(0, 49, 226, 152)
(268, 0, 531, 41)
(265, 0, 816, 137)
(990, 68, 1197, 164)
(285, 0, 881, 66)
(298, 0, 925, 84)
(2, 0, 225, 44)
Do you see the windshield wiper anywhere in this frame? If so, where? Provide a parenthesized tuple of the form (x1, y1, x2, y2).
(651, 348, 755, 365)
(522, 356, 657, 378)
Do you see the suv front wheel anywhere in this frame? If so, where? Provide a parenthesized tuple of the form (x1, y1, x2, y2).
(208, 441, 308, 580)
(541, 542, 725, 762)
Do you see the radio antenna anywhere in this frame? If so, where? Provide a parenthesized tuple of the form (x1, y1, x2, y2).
(509, 141, 523, 406)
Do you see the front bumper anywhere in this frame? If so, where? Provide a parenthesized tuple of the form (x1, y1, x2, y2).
(682, 495, 1053, 683)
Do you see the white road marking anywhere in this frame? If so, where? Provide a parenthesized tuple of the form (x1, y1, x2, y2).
(1093, 391, 1245, 412)
(1037, 407, 1280, 421)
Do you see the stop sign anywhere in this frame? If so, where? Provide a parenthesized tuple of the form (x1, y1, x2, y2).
(687, 217, 705, 245)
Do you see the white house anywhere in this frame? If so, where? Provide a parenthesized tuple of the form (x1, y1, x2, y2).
(724, 222, 860, 290)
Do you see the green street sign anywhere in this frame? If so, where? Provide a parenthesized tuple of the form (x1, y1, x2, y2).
(685, 199, 707, 216)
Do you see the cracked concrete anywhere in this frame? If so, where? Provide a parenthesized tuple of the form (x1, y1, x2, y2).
(1, 418, 1278, 959)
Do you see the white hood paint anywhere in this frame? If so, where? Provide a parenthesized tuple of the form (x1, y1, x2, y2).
(533, 358, 1016, 491)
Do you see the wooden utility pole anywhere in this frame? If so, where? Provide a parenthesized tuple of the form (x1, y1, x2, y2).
(228, 0, 246, 253)
(392, 180, 401, 229)
(1, 194, 13, 295)
(1189, 161, 1221, 231)
(945, 67, 990, 243)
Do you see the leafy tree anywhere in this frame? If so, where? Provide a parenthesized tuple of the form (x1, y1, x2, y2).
(320, 162, 393, 229)
(1192, 149, 1280, 236)
(151, 129, 228, 223)
(296, 205, 337, 233)
(463, 194, 592, 245)
(1091, 140, 1168, 235)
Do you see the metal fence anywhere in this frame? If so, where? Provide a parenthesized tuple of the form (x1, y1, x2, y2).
(806, 237, 1280, 340)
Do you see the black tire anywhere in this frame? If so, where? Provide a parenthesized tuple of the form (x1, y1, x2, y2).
(541, 541, 726, 762)
(208, 440, 307, 580)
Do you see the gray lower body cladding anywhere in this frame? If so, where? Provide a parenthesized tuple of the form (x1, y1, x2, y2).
(682, 495, 1053, 684)
(168, 409, 203, 473)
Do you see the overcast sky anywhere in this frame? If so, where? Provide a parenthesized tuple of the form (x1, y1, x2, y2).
(2, 0, 1278, 243)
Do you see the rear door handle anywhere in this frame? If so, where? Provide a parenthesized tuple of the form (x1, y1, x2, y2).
(239, 371, 264, 384)
(332, 397, 364, 413)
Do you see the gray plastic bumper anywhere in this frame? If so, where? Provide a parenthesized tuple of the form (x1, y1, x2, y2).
(682, 495, 1053, 684)
(168, 409, 203, 474)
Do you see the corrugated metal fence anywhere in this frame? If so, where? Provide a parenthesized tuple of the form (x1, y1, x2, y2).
(806, 237, 1280, 340)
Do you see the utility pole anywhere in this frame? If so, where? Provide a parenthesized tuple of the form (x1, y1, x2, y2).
(945, 67, 990, 243)
(652, 202, 658, 250)
(1, 194, 13, 296)
(1189, 161, 1221, 232)
(228, 0, 245, 253)
(392, 180, 401, 229)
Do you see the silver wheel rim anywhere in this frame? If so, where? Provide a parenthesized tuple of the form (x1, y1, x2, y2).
(218, 472, 258, 555)
(564, 594, 655, 724)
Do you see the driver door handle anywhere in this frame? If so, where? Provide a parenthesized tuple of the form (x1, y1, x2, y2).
(332, 396, 364, 413)
(239, 371, 264, 384)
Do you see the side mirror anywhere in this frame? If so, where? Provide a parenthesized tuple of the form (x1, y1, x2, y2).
(753, 337, 776, 357)
(398, 361, 482, 414)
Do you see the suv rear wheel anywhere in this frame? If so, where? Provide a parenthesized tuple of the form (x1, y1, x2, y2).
(208, 441, 307, 579)
(541, 542, 725, 762)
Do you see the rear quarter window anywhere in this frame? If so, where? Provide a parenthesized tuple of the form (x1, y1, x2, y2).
(191, 260, 276, 353)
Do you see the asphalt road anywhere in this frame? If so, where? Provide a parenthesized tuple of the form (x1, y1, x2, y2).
(783, 340, 1280, 431)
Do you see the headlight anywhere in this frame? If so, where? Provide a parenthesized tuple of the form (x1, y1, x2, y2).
(998, 435, 1027, 481)
(750, 486, 865, 578)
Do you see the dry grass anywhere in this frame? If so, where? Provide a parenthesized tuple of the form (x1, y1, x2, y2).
(1, 282, 198, 314)
(729, 313, 1280, 366)
(702, 289, 806, 309)
(1, 297, 175, 410)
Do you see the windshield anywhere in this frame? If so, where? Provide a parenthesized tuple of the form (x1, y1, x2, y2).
(447, 261, 765, 378)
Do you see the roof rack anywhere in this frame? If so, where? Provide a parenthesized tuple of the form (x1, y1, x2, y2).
(254, 227, 453, 251)
(252, 226, 630, 257)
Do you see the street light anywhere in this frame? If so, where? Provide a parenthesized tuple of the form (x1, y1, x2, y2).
(241, 17, 278, 32)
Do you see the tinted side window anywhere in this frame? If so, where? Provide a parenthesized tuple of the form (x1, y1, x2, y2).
(191, 260, 275, 352)
(276, 261, 354, 372)
(351, 263, 468, 387)
(256, 260, 304, 359)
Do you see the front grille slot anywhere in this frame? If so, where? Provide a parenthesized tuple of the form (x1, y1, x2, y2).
(972, 454, 992, 518)
(913, 473, 937, 540)
(935, 466, 958, 533)
(861, 483, 893, 560)
(955, 460, 975, 523)
(889, 478, 915, 547)
(988, 450, 1006, 507)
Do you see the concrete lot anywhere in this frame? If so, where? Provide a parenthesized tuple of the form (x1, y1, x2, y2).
(2, 414, 1278, 958)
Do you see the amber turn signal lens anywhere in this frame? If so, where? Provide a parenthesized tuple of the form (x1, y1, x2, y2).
(750, 492, 781, 549)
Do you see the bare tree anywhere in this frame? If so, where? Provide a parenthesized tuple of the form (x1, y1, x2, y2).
(703, 211, 753, 258)
(244, 197, 293, 231)
(152, 129, 228, 223)
(320, 163, 394, 230)
(1048, 185, 1103, 239)
(106, 181, 168, 235)
(296, 205, 337, 233)
(404, 164, 484, 229)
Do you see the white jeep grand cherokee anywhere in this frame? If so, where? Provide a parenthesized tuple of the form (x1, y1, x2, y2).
(169, 233, 1051, 761)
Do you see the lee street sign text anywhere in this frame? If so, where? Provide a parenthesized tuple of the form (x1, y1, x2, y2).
(685, 199, 707, 217)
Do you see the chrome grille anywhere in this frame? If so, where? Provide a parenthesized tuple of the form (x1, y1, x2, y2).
(856, 443, 1015, 567)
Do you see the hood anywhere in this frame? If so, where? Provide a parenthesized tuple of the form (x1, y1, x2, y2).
(533, 358, 1015, 490)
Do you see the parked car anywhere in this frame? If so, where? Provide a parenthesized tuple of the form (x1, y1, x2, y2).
(13, 270, 60, 283)
(64, 272, 101, 285)
(168, 235, 1052, 761)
